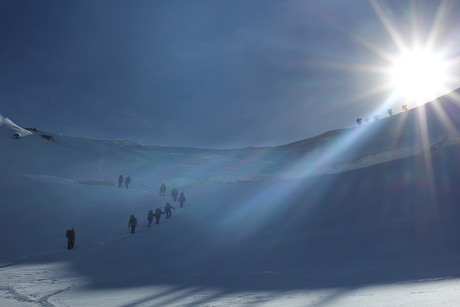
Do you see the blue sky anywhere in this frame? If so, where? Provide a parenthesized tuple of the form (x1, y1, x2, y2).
(1, 0, 460, 148)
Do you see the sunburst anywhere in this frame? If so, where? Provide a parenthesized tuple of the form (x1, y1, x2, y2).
(389, 48, 449, 106)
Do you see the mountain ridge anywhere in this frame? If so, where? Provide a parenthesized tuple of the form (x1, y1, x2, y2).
(2, 87, 460, 185)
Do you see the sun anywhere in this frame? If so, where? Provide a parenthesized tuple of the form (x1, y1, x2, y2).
(389, 48, 449, 105)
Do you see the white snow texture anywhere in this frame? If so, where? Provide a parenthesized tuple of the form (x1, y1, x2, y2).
(2, 89, 460, 306)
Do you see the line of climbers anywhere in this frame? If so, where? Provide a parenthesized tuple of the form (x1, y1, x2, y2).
(116, 178, 186, 210)
(66, 183, 188, 248)
(128, 201, 178, 234)
(356, 104, 409, 126)
(160, 183, 186, 208)
(126, 183, 186, 233)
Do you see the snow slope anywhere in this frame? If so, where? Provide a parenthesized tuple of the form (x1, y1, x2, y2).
(2, 88, 460, 306)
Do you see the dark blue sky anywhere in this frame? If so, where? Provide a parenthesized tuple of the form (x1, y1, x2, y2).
(1, 0, 459, 148)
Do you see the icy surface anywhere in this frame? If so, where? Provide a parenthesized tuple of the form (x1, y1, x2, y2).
(2, 90, 460, 306)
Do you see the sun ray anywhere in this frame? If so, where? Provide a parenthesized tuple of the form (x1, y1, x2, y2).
(345, 83, 395, 110)
(409, 0, 419, 47)
(425, 0, 450, 50)
(417, 106, 441, 211)
(389, 48, 450, 104)
(429, 89, 460, 140)
(369, 0, 408, 53)
(227, 0, 460, 239)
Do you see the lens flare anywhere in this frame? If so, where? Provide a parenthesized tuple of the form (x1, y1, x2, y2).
(389, 48, 449, 105)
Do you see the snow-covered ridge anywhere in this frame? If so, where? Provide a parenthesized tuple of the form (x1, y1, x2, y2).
(2, 90, 460, 306)
(0, 114, 32, 137)
(2, 87, 460, 185)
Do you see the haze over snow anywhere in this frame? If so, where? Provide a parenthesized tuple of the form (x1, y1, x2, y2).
(2, 88, 460, 306)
